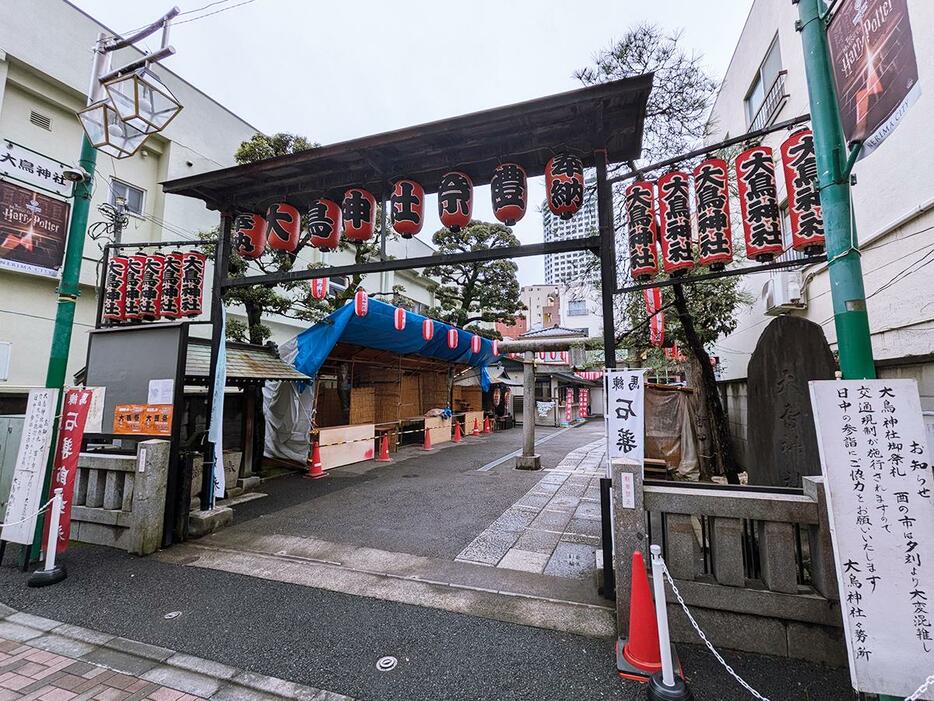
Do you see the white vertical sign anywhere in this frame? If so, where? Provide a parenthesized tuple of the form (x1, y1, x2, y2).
(810, 379, 934, 698)
(605, 369, 646, 468)
(2, 388, 58, 544)
(208, 308, 227, 503)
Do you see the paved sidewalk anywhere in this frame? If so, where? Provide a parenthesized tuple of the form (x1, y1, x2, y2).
(0, 608, 349, 701)
(456, 438, 606, 579)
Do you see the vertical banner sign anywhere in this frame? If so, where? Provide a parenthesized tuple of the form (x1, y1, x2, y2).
(1, 388, 58, 545)
(565, 387, 573, 424)
(624, 181, 659, 281)
(102, 255, 128, 322)
(208, 307, 227, 503)
(161, 252, 184, 319)
(139, 253, 165, 320)
(810, 379, 934, 697)
(828, 0, 920, 159)
(780, 130, 825, 253)
(43, 387, 96, 553)
(735, 146, 784, 261)
(579, 388, 589, 419)
(605, 370, 645, 467)
(643, 287, 665, 348)
(692, 158, 734, 269)
(656, 172, 695, 275)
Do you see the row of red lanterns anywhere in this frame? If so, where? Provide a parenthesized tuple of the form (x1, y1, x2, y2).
(625, 129, 823, 280)
(233, 155, 586, 259)
(341, 287, 499, 355)
(102, 251, 206, 323)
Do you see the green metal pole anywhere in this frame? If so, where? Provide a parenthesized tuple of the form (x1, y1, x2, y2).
(797, 0, 875, 380)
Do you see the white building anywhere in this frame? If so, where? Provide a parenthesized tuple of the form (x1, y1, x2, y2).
(519, 284, 559, 329)
(542, 175, 598, 285)
(707, 0, 934, 409)
(0, 0, 436, 408)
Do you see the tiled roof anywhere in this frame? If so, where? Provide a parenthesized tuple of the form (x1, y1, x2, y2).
(186, 341, 310, 383)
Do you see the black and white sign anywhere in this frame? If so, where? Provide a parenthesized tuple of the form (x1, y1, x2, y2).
(0, 141, 73, 198)
(810, 379, 934, 697)
(605, 369, 645, 466)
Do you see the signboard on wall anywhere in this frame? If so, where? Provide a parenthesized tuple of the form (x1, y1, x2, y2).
(0, 141, 73, 198)
(828, 0, 921, 158)
(810, 379, 934, 697)
(0, 180, 71, 278)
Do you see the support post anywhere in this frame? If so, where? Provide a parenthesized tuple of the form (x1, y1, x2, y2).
(202, 212, 232, 509)
(516, 351, 540, 470)
(797, 0, 875, 380)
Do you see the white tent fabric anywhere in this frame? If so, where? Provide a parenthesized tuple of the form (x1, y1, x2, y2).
(262, 337, 315, 463)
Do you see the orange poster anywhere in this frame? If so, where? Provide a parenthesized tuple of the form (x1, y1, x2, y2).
(113, 404, 173, 436)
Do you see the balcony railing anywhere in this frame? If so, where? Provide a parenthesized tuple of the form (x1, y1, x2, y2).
(749, 70, 788, 132)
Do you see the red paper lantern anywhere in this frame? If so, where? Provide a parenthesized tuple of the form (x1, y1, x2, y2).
(693, 159, 734, 270)
(735, 146, 783, 261)
(492, 339, 500, 356)
(491, 163, 527, 226)
(234, 213, 266, 259)
(180, 251, 207, 317)
(422, 318, 434, 341)
(438, 171, 473, 232)
(545, 154, 584, 220)
(354, 288, 368, 317)
(265, 203, 301, 252)
(780, 129, 824, 254)
(624, 181, 659, 281)
(124, 254, 146, 320)
(656, 172, 694, 275)
(308, 199, 341, 251)
(309, 277, 329, 300)
(390, 179, 425, 238)
(470, 334, 481, 353)
(394, 306, 406, 331)
(342, 188, 376, 242)
(160, 252, 184, 319)
(139, 253, 165, 320)
(447, 328, 459, 350)
(102, 255, 129, 322)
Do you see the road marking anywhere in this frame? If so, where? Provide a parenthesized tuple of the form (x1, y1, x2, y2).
(476, 425, 580, 472)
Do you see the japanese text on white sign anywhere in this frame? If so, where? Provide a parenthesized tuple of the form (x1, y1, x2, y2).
(605, 369, 645, 467)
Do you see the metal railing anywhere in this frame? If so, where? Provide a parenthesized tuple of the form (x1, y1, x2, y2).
(749, 71, 789, 132)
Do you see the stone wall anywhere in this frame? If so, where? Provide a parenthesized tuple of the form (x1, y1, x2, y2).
(718, 378, 749, 470)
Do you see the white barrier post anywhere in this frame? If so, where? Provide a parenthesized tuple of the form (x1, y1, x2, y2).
(647, 544, 693, 701)
(27, 489, 67, 587)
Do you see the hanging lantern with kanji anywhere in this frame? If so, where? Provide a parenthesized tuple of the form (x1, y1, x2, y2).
(390, 179, 425, 238)
(656, 171, 695, 275)
(309, 277, 329, 301)
(124, 254, 146, 320)
(180, 251, 207, 317)
(735, 146, 784, 261)
(447, 328, 459, 350)
(422, 318, 434, 341)
(780, 129, 825, 254)
(160, 252, 184, 319)
(545, 154, 585, 220)
(342, 188, 377, 242)
(354, 288, 368, 317)
(394, 306, 406, 331)
(139, 253, 165, 320)
(234, 212, 266, 259)
(308, 198, 341, 251)
(265, 203, 301, 252)
(491, 162, 527, 226)
(624, 181, 659, 281)
(492, 339, 500, 356)
(438, 171, 473, 232)
(102, 255, 129, 323)
(693, 158, 733, 270)
(470, 333, 482, 354)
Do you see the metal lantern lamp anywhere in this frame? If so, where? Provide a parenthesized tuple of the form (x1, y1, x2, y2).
(103, 68, 182, 135)
(77, 100, 148, 159)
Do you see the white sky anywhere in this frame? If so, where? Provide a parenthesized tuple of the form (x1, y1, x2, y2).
(71, 0, 753, 286)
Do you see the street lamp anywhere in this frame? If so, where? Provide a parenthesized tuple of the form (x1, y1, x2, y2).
(77, 99, 149, 159)
(103, 67, 182, 135)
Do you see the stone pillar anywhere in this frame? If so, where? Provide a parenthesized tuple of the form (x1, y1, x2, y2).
(516, 351, 540, 470)
(128, 439, 171, 556)
(611, 458, 646, 635)
(803, 476, 839, 600)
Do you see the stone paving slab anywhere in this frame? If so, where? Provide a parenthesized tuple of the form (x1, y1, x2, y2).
(0, 609, 351, 701)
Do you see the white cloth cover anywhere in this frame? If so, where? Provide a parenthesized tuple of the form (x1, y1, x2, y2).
(262, 336, 315, 464)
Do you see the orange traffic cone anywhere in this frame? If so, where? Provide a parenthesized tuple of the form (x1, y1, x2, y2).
(471, 417, 480, 436)
(305, 441, 326, 480)
(452, 420, 463, 443)
(375, 433, 391, 462)
(616, 550, 678, 682)
(483, 416, 492, 434)
(423, 426, 432, 451)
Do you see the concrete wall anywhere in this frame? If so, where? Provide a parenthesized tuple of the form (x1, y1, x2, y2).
(707, 0, 934, 381)
(719, 379, 750, 470)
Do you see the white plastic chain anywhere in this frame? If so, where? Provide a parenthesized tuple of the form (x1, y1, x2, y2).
(0, 498, 54, 529)
(660, 563, 771, 701)
(907, 671, 934, 701)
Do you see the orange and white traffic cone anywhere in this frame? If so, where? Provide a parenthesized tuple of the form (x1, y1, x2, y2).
(423, 426, 432, 451)
(375, 433, 391, 462)
(305, 441, 326, 480)
(471, 417, 480, 436)
(452, 420, 463, 443)
(483, 416, 492, 434)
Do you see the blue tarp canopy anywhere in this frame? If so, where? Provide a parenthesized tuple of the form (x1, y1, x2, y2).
(292, 298, 497, 390)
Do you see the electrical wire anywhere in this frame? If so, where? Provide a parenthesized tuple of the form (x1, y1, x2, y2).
(173, 0, 257, 26)
(112, 0, 259, 41)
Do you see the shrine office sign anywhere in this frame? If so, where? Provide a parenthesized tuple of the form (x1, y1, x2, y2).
(810, 379, 934, 697)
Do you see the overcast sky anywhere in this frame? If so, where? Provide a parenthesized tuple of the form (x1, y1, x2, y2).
(71, 0, 753, 286)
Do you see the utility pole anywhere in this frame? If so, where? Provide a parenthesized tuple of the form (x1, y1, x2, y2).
(796, 0, 875, 380)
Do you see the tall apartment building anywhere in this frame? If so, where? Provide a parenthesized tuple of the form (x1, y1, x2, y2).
(542, 175, 598, 285)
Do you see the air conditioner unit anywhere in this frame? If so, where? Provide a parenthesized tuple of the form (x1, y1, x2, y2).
(763, 271, 806, 315)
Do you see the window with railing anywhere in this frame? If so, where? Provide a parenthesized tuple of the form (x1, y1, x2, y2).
(745, 36, 787, 131)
